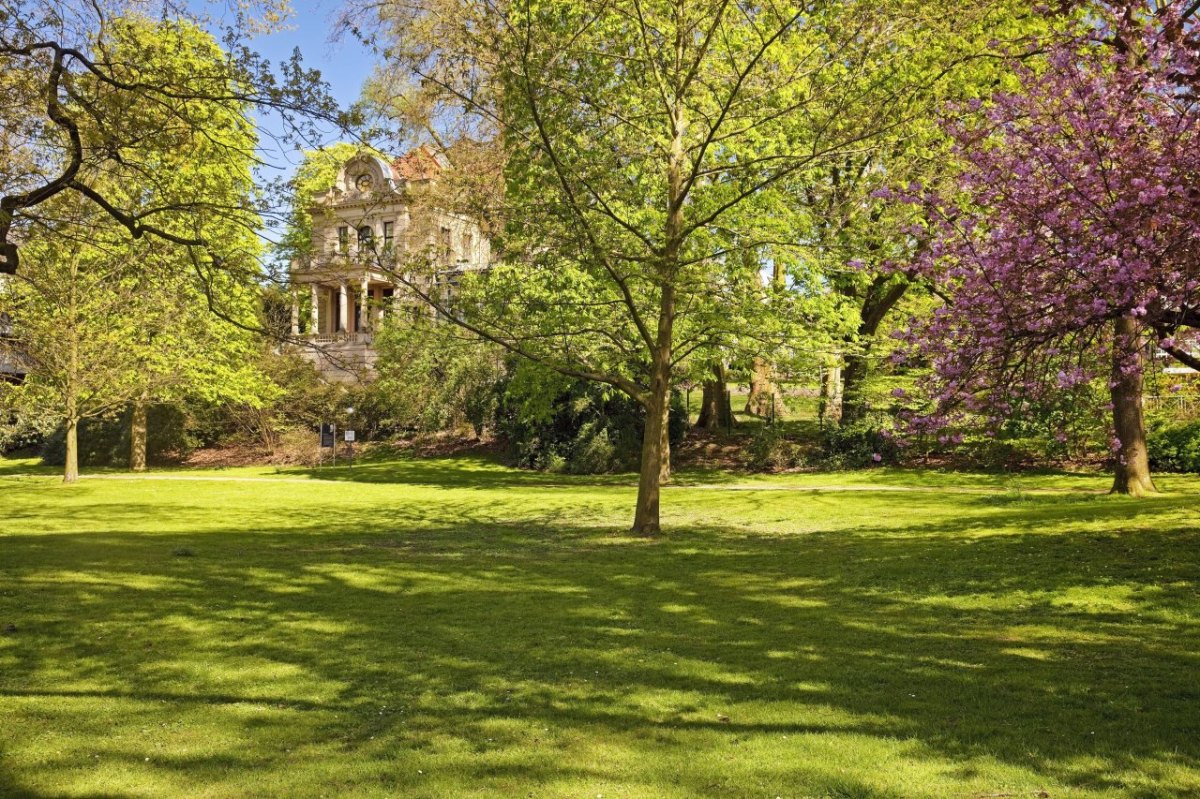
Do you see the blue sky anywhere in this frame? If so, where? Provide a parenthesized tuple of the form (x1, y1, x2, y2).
(194, 0, 382, 244)
(247, 0, 379, 174)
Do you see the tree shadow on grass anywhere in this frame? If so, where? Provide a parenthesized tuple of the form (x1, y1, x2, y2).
(0, 492, 1198, 797)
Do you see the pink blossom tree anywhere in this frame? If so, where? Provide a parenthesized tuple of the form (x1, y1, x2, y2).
(901, 3, 1200, 494)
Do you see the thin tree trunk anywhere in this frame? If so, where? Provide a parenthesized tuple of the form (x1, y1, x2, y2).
(130, 395, 148, 472)
(64, 267, 80, 484)
(64, 414, 79, 484)
(633, 331, 673, 535)
(818, 364, 842, 426)
(1110, 314, 1156, 496)
(659, 385, 672, 484)
(632, 54, 684, 536)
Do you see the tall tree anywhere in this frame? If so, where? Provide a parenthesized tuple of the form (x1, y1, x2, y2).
(351, 0, 1005, 533)
(899, 4, 1200, 494)
(0, 0, 341, 279)
(1, 210, 149, 482)
(1, 15, 272, 480)
(785, 1, 1058, 427)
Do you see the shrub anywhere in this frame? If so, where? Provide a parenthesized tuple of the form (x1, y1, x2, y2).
(40, 404, 191, 467)
(744, 424, 801, 472)
(1148, 420, 1200, 473)
(499, 365, 686, 474)
(821, 422, 898, 468)
(372, 316, 508, 436)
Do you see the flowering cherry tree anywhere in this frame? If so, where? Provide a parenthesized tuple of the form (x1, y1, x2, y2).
(901, 4, 1200, 494)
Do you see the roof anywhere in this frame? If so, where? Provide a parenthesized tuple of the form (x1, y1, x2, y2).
(390, 145, 445, 182)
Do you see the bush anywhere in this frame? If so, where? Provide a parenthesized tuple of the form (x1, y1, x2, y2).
(372, 317, 508, 436)
(1148, 420, 1200, 473)
(499, 366, 686, 474)
(0, 406, 56, 454)
(820, 422, 898, 468)
(40, 404, 191, 467)
(744, 425, 802, 472)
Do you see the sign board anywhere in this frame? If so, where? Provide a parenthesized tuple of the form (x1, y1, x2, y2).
(319, 423, 335, 448)
(344, 430, 356, 443)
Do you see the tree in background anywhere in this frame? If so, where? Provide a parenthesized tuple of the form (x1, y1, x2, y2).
(899, 4, 1200, 494)
(0, 15, 273, 480)
(2, 209, 149, 482)
(0, 0, 341, 282)
(785, 1, 1061, 428)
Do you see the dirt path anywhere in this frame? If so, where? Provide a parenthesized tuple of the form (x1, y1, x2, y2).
(69, 473, 1104, 495)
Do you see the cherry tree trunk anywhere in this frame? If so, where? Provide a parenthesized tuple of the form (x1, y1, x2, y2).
(129, 396, 148, 472)
(1109, 315, 1156, 496)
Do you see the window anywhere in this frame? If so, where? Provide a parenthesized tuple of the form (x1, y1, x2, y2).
(383, 221, 395, 250)
(461, 231, 473, 261)
(439, 226, 452, 264)
(337, 226, 349, 253)
(357, 225, 374, 251)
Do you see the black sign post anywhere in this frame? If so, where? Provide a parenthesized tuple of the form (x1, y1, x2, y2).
(320, 422, 336, 467)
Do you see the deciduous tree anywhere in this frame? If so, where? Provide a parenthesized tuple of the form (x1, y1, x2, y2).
(899, 4, 1200, 494)
(353, 0, 1007, 533)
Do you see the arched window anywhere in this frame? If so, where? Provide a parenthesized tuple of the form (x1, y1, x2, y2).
(357, 226, 374, 250)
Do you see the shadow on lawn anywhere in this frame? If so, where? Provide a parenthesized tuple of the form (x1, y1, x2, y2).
(1, 493, 1198, 797)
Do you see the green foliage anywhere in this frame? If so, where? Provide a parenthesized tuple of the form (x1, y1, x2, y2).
(822, 422, 900, 469)
(373, 314, 509, 436)
(1148, 420, 1200, 474)
(499, 363, 686, 474)
(0, 15, 271, 479)
(744, 424, 803, 472)
(40, 405, 191, 467)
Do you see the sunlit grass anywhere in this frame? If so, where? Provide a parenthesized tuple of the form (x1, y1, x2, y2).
(1, 454, 1198, 798)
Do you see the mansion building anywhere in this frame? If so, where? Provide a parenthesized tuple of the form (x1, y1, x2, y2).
(288, 146, 490, 380)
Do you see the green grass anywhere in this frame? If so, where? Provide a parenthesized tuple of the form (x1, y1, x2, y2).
(1, 455, 1198, 798)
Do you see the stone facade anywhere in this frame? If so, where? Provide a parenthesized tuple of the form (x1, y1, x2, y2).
(288, 146, 490, 381)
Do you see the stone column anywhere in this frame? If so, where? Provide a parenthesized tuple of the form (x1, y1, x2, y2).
(338, 282, 349, 333)
(360, 273, 371, 332)
(309, 283, 320, 335)
(290, 289, 300, 336)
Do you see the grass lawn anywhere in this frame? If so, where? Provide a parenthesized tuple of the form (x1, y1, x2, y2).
(1, 454, 1198, 798)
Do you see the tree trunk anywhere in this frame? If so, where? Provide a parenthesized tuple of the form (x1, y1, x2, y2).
(696, 363, 734, 430)
(658, 388, 672, 484)
(129, 395, 148, 472)
(840, 275, 909, 426)
(1110, 314, 1156, 496)
(840, 352, 870, 427)
(818, 364, 842, 427)
(744, 357, 786, 419)
(633, 346, 672, 535)
(64, 415, 80, 484)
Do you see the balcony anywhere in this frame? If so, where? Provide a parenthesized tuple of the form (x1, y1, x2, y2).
(308, 331, 375, 345)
